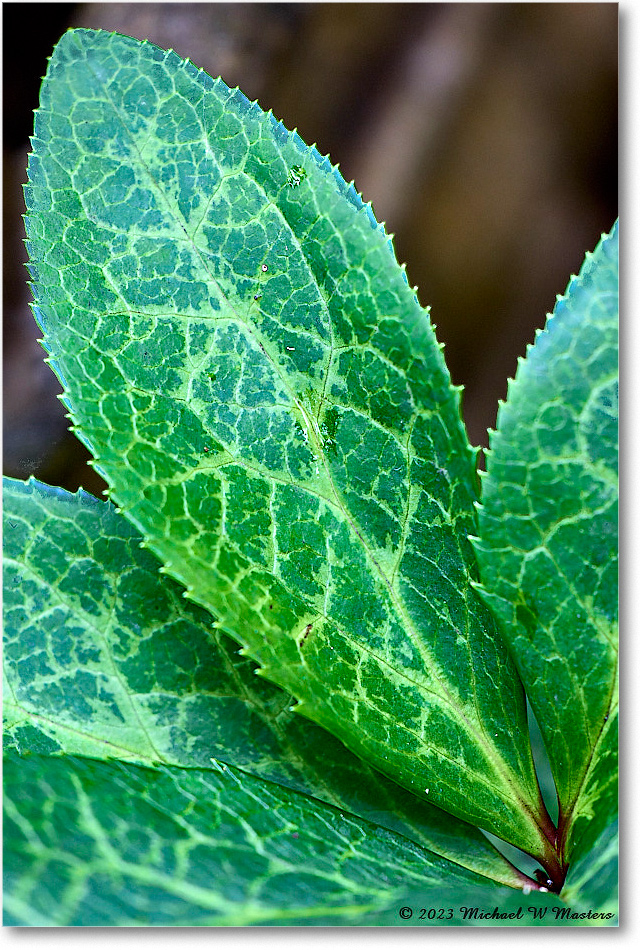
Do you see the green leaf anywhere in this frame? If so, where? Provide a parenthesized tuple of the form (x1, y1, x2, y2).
(561, 814, 618, 923)
(558, 705, 618, 922)
(4, 750, 570, 927)
(564, 709, 618, 862)
(25, 27, 552, 859)
(473, 224, 618, 823)
(3, 475, 526, 889)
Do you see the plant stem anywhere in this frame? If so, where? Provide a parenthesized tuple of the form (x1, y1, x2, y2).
(524, 799, 567, 893)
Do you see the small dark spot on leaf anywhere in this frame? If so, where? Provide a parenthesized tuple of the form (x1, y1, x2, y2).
(300, 623, 313, 644)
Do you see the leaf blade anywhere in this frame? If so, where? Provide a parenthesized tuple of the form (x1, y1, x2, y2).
(3, 750, 570, 927)
(25, 27, 550, 855)
(3, 475, 526, 888)
(473, 223, 618, 821)
(561, 815, 618, 923)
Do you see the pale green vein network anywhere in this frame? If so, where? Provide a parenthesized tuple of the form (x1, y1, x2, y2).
(25, 28, 551, 854)
(4, 556, 164, 764)
(6, 752, 546, 927)
(474, 222, 618, 818)
(3, 476, 528, 889)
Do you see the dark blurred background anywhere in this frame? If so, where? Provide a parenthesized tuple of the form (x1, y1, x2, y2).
(3, 2, 618, 498)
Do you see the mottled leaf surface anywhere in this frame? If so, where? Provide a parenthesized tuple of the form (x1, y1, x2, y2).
(3, 475, 523, 888)
(557, 708, 618, 924)
(473, 224, 618, 821)
(561, 814, 618, 923)
(563, 709, 617, 875)
(4, 751, 567, 927)
(25, 27, 550, 857)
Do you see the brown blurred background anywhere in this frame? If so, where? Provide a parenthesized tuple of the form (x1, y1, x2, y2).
(3, 2, 618, 498)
